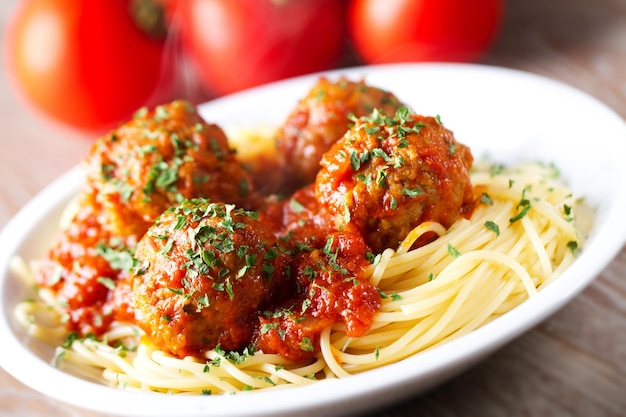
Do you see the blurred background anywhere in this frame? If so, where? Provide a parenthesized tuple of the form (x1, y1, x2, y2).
(1, 0, 626, 416)
(2, 0, 625, 220)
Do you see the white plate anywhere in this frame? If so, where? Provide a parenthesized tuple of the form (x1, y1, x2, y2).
(2, 63, 626, 417)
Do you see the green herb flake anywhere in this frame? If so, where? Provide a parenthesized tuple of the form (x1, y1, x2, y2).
(261, 322, 279, 334)
(563, 204, 572, 216)
(61, 332, 80, 349)
(509, 186, 532, 223)
(390, 292, 402, 301)
(158, 239, 174, 257)
(376, 166, 388, 188)
(402, 187, 422, 197)
(289, 198, 305, 214)
(372, 148, 392, 163)
(350, 150, 361, 171)
(100, 163, 115, 181)
(168, 287, 184, 295)
(96, 277, 116, 291)
(196, 294, 210, 312)
(484, 221, 500, 236)
(509, 205, 530, 223)
(299, 337, 314, 352)
(225, 279, 234, 300)
(49, 265, 64, 286)
(95, 243, 138, 272)
(490, 164, 504, 177)
(480, 192, 494, 205)
(447, 243, 461, 258)
(365, 125, 380, 135)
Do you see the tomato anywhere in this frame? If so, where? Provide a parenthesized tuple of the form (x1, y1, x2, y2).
(3, 0, 175, 133)
(173, 0, 345, 96)
(347, 0, 504, 63)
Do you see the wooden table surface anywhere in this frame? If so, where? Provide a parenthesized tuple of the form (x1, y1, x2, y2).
(1, 0, 626, 416)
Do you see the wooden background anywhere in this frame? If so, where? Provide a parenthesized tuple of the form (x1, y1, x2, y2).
(1, 0, 625, 416)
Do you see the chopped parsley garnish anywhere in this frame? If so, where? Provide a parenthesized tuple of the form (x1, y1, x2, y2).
(390, 292, 402, 301)
(96, 277, 116, 291)
(447, 243, 461, 258)
(480, 192, 494, 205)
(95, 242, 138, 272)
(510, 186, 533, 223)
(402, 187, 422, 197)
(289, 198, 305, 213)
(299, 337, 314, 352)
(484, 221, 500, 236)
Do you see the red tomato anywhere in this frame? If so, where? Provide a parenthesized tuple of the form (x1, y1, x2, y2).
(3, 0, 175, 133)
(347, 0, 504, 63)
(173, 0, 345, 96)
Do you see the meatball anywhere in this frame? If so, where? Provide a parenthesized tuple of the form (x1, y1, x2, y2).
(315, 108, 474, 253)
(274, 77, 406, 194)
(83, 100, 256, 240)
(131, 199, 292, 359)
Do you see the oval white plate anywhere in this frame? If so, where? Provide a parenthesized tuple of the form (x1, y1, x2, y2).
(2, 63, 626, 417)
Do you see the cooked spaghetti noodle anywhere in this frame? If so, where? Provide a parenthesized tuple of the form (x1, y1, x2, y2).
(13, 160, 588, 394)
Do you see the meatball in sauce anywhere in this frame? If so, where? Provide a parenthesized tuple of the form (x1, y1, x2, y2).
(83, 99, 257, 239)
(315, 108, 474, 253)
(132, 199, 292, 358)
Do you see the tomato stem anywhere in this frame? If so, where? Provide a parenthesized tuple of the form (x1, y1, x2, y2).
(129, 0, 167, 39)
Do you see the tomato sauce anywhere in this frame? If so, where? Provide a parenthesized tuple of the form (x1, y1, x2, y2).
(36, 192, 134, 335)
(255, 231, 380, 361)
